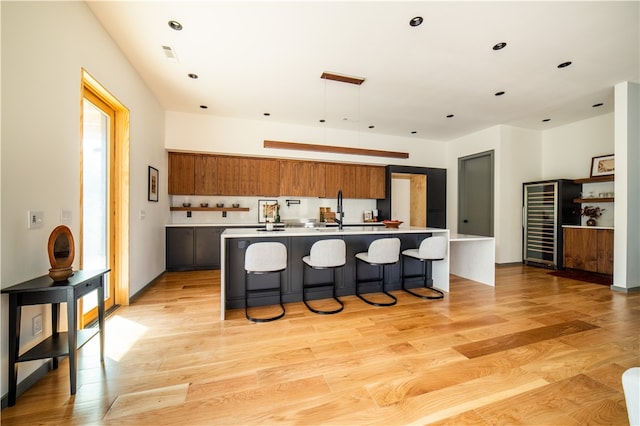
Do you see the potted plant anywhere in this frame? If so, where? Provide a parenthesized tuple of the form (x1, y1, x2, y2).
(578, 205, 606, 226)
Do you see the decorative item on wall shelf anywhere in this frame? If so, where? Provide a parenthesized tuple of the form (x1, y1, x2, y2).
(590, 154, 614, 177)
(258, 199, 278, 223)
(577, 206, 606, 226)
(148, 166, 159, 202)
(47, 225, 75, 282)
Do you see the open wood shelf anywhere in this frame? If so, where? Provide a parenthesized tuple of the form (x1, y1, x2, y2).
(573, 197, 614, 203)
(573, 175, 614, 184)
(170, 207, 250, 212)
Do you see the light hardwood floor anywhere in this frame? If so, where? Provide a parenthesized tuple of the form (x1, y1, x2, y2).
(2, 265, 639, 425)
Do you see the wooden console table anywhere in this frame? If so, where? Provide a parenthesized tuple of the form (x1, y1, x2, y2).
(2, 269, 109, 406)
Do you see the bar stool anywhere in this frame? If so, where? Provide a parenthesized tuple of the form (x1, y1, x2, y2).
(355, 238, 401, 307)
(302, 239, 346, 314)
(401, 235, 446, 299)
(244, 242, 287, 322)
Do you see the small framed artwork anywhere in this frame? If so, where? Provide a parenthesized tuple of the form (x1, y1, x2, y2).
(258, 199, 278, 223)
(148, 166, 159, 202)
(590, 154, 615, 177)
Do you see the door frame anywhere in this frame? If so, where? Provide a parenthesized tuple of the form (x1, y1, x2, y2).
(80, 69, 130, 324)
(458, 150, 494, 236)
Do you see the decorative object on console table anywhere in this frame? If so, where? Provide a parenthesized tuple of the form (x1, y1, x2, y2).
(578, 205, 606, 226)
(47, 225, 75, 281)
(258, 199, 278, 223)
(590, 154, 614, 178)
(148, 166, 159, 202)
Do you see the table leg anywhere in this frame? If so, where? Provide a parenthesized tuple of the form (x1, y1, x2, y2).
(7, 295, 20, 406)
(97, 277, 105, 362)
(66, 289, 78, 395)
(51, 303, 59, 369)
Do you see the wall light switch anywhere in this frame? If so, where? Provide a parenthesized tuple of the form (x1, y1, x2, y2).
(60, 209, 72, 224)
(139, 210, 146, 220)
(27, 210, 43, 229)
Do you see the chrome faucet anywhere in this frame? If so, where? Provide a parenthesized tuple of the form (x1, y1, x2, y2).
(336, 189, 344, 230)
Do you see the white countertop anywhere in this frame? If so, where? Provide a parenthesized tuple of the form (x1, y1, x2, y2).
(562, 225, 614, 230)
(449, 233, 495, 241)
(221, 226, 448, 238)
(167, 222, 384, 228)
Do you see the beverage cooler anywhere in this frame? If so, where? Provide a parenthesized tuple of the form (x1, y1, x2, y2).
(523, 179, 581, 269)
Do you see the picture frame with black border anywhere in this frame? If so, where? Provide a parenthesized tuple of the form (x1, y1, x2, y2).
(148, 166, 159, 202)
(590, 154, 614, 177)
(258, 199, 278, 223)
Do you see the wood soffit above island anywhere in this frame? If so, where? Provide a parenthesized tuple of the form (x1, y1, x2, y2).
(263, 140, 409, 159)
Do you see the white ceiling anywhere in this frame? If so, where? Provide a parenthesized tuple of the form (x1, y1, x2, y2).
(87, 1, 639, 141)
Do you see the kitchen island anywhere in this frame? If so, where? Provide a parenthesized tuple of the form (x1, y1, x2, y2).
(220, 226, 449, 319)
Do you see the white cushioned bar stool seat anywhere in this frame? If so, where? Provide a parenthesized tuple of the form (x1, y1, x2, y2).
(244, 242, 287, 322)
(401, 235, 446, 299)
(354, 238, 401, 307)
(302, 239, 346, 314)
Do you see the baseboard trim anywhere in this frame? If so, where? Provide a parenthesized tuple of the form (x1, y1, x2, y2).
(129, 271, 166, 303)
(611, 285, 640, 293)
(1, 360, 53, 409)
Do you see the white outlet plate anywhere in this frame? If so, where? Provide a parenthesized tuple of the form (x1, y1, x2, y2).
(32, 314, 43, 336)
(27, 210, 43, 229)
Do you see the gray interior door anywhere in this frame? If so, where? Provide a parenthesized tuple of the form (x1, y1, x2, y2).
(458, 150, 494, 236)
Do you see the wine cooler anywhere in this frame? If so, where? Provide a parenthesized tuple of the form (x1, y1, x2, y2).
(523, 179, 581, 269)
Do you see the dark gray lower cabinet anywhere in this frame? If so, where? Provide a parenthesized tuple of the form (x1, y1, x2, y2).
(166, 227, 222, 271)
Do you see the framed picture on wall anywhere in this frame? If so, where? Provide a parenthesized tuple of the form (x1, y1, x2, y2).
(258, 199, 278, 223)
(590, 154, 614, 177)
(148, 166, 159, 202)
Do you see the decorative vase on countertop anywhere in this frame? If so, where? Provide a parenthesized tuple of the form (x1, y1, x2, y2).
(586, 218, 597, 226)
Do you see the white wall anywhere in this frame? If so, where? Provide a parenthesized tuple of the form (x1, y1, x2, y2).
(613, 82, 640, 290)
(1, 1, 167, 396)
(446, 125, 542, 264)
(166, 111, 449, 168)
(541, 113, 615, 227)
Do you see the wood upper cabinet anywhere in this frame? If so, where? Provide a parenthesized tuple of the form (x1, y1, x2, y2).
(325, 164, 355, 198)
(367, 166, 386, 199)
(280, 160, 326, 197)
(195, 155, 217, 195)
(563, 227, 613, 274)
(325, 164, 386, 199)
(258, 158, 280, 196)
(168, 152, 196, 195)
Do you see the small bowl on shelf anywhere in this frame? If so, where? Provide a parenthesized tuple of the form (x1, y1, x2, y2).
(200, 203, 209, 208)
(182, 203, 191, 208)
(382, 220, 403, 228)
(216, 203, 224, 208)
(232, 203, 240, 208)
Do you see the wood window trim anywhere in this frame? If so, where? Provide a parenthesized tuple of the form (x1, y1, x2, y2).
(81, 68, 130, 307)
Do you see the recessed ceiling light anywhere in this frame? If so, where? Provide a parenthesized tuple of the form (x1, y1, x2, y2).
(557, 61, 572, 68)
(168, 20, 183, 31)
(542, 118, 551, 122)
(199, 105, 208, 109)
(411, 131, 417, 134)
(409, 16, 423, 27)
(494, 91, 505, 96)
(368, 125, 375, 129)
(492, 42, 507, 51)
(592, 103, 604, 108)
(446, 114, 454, 118)
(188, 73, 198, 79)
(263, 112, 271, 116)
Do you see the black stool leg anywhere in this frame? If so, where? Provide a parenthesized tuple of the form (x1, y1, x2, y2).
(245, 270, 286, 323)
(401, 255, 444, 300)
(302, 264, 344, 315)
(355, 258, 397, 307)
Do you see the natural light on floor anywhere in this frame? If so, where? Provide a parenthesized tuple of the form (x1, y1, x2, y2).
(105, 315, 147, 362)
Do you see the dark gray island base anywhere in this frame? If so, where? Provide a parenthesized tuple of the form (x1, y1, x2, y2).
(220, 227, 449, 319)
